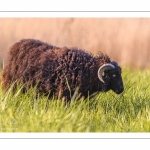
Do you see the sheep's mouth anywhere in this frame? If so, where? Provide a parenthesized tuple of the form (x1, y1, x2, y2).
(114, 88, 124, 94)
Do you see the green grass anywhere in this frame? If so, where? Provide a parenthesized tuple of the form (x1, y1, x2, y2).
(0, 67, 150, 132)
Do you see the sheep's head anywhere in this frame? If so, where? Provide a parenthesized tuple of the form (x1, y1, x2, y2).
(98, 61, 124, 94)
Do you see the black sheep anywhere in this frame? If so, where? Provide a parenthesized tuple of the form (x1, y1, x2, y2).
(2, 39, 124, 101)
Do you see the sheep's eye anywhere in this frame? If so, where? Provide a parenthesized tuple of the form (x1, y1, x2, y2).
(112, 74, 116, 77)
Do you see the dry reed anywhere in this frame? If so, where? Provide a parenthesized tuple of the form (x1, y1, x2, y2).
(0, 18, 150, 69)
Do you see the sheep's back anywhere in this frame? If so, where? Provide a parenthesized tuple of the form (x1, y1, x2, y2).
(2, 39, 57, 90)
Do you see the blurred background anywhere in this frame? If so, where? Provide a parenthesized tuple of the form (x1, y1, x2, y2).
(0, 18, 150, 69)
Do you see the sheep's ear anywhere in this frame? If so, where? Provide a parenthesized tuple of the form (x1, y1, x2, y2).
(111, 61, 118, 67)
(98, 63, 115, 83)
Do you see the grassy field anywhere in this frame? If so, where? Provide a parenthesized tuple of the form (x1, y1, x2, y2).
(0, 67, 150, 132)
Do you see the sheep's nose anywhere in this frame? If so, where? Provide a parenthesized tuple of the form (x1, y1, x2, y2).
(116, 87, 124, 94)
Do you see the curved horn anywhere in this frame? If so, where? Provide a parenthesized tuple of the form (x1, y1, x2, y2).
(98, 63, 115, 83)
